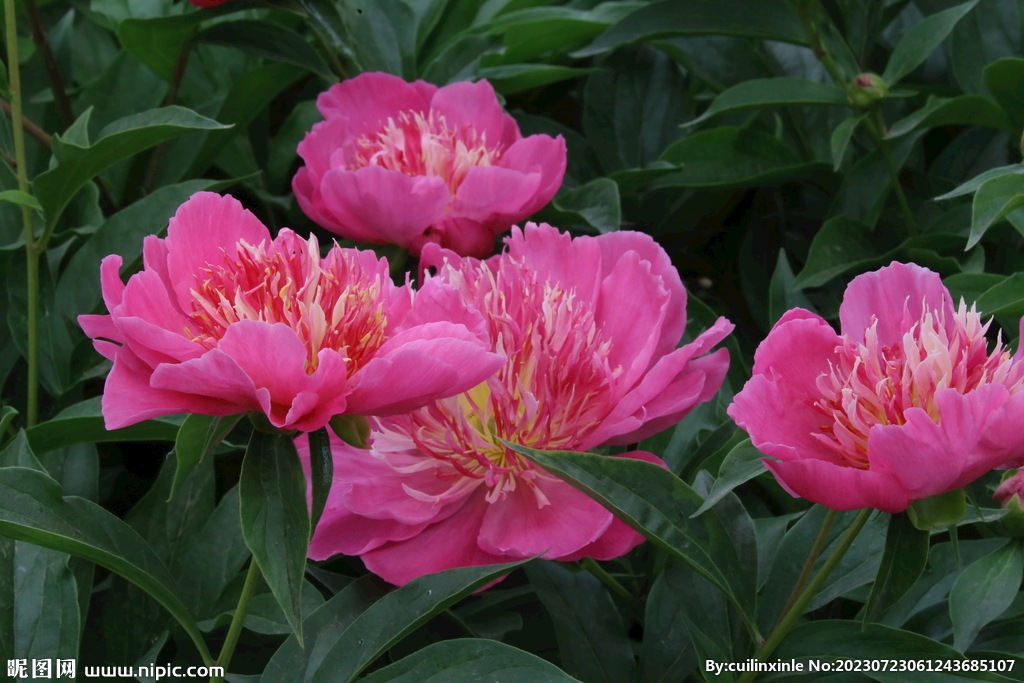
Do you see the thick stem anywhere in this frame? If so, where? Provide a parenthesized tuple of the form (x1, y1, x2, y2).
(6, 0, 39, 427)
(211, 559, 262, 683)
(775, 508, 838, 628)
(737, 508, 873, 683)
(22, 0, 74, 128)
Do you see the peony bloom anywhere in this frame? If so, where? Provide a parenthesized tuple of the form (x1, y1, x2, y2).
(995, 470, 1024, 508)
(302, 223, 734, 584)
(292, 72, 567, 259)
(79, 192, 503, 432)
(728, 261, 1024, 514)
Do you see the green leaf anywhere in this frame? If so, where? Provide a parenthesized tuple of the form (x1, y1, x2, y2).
(684, 77, 849, 128)
(691, 439, 765, 518)
(641, 564, 697, 683)
(0, 467, 210, 664)
(656, 127, 827, 189)
(239, 430, 310, 644)
(829, 130, 924, 228)
(830, 114, 864, 171)
(950, 0, 1019, 95)
(950, 541, 1024, 651)
(935, 164, 1024, 201)
(0, 190, 42, 211)
(975, 272, 1024, 317)
(773, 620, 1012, 681)
(574, 0, 807, 58)
(882, 0, 979, 86)
(23, 397, 185, 455)
(202, 578, 325, 635)
(262, 574, 392, 683)
(307, 427, 333, 536)
(862, 513, 930, 627)
(792, 216, 878, 289)
(887, 95, 1010, 139)
(359, 639, 581, 683)
(171, 414, 241, 500)
(55, 178, 230, 318)
(193, 19, 334, 81)
(984, 57, 1024, 129)
(504, 443, 756, 623)
(968, 174, 1024, 249)
(117, 11, 207, 82)
(546, 178, 621, 234)
(657, 560, 732, 681)
(768, 248, 815, 327)
(267, 101, 322, 192)
(525, 561, 634, 683)
(477, 64, 599, 95)
(302, 560, 532, 683)
(34, 106, 229, 233)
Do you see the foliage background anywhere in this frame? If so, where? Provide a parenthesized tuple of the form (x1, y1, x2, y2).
(5, 0, 1024, 681)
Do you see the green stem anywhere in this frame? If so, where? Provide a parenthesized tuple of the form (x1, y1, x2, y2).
(795, 1, 847, 87)
(865, 116, 918, 237)
(775, 508, 838, 628)
(211, 559, 262, 683)
(580, 557, 633, 601)
(737, 508, 873, 683)
(5, 0, 39, 427)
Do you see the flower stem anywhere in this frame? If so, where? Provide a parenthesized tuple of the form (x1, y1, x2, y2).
(5, 0, 39, 427)
(737, 508, 873, 683)
(580, 557, 633, 601)
(211, 559, 262, 683)
(775, 508, 837, 628)
(864, 116, 918, 237)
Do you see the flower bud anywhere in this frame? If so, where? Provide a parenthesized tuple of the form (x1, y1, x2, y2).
(330, 414, 372, 450)
(847, 73, 888, 108)
(907, 488, 966, 530)
(994, 470, 1024, 536)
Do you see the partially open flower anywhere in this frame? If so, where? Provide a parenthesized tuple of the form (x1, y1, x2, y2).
(729, 262, 1024, 513)
(293, 72, 566, 258)
(79, 192, 503, 432)
(302, 223, 733, 584)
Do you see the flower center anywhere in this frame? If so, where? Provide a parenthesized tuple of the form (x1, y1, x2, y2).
(186, 231, 388, 374)
(373, 255, 620, 506)
(812, 301, 1024, 468)
(350, 111, 502, 196)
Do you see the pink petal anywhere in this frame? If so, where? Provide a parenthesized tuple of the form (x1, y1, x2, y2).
(361, 491, 506, 586)
(447, 165, 542, 226)
(78, 314, 121, 345)
(164, 192, 271, 314)
(497, 135, 567, 216)
(318, 166, 449, 249)
(98, 255, 126, 312)
(394, 277, 491, 344)
(504, 223, 602, 305)
(316, 72, 436, 135)
(477, 477, 613, 558)
(764, 457, 909, 513)
(839, 261, 955, 346)
(429, 79, 508, 148)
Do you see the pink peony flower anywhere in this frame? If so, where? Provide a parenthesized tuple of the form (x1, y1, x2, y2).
(728, 261, 1024, 513)
(292, 72, 567, 259)
(79, 192, 503, 432)
(995, 470, 1024, 507)
(301, 223, 734, 585)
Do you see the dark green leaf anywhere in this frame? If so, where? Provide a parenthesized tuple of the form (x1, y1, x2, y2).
(35, 106, 229, 232)
(984, 57, 1024, 128)
(525, 561, 634, 683)
(574, 0, 807, 58)
(862, 513, 930, 627)
(684, 78, 848, 128)
(949, 0, 1019, 95)
(23, 397, 184, 455)
(641, 564, 697, 683)
(657, 560, 732, 680)
(547, 178, 621, 234)
(882, 0, 979, 86)
(950, 542, 1024, 651)
(935, 164, 1024, 201)
(768, 249, 816, 327)
(0, 190, 42, 211)
(305, 560, 532, 683)
(193, 20, 334, 81)
(976, 273, 1024, 317)
(830, 114, 863, 171)
(792, 216, 878, 289)
(307, 427, 333, 536)
(359, 639, 581, 683)
(239, 430, 310, 643)
(691, 439, 765, 517)
(504, 443, 756, 622)
(117, 8, 224, 82)
(656, 127, 828, 189)
(0, 467, 209, 663)
(828, 130, 924, 228)
(477, 64, 599, 96)
(968, 174, 1024, 248)
(267, 101, 322, 192)
(887, 95, 1010, 139)
(171, 414, 241, 500)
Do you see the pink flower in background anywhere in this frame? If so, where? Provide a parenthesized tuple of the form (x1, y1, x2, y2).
(292, 72, 567, 258)
(995, 471, 1024, 508)
(79, 192, 503, 432)
(303, 223, 734, 585)
(728, 262, 1024, 513)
